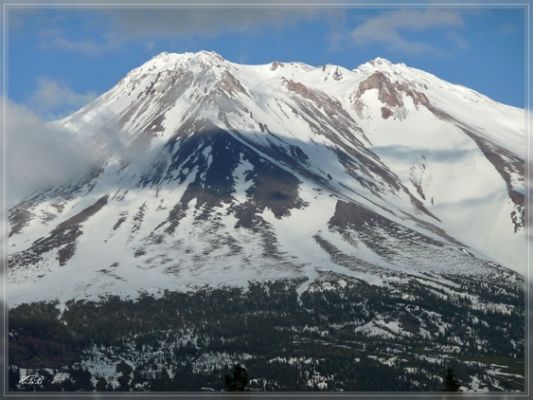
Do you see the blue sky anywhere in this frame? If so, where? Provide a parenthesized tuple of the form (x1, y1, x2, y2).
(6, 5, 527, 118)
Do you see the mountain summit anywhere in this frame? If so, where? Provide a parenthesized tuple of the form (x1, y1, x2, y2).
(8, 52, 526, 391)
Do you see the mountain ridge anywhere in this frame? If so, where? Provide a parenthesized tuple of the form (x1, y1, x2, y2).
(8, 51, 526, 305)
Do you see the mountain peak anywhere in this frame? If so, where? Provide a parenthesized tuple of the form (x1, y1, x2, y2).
(370, 56, 393, 66)
(354, 57, 405, 73)
(147, 50, 225, 66)
(122, 50, 229, 84)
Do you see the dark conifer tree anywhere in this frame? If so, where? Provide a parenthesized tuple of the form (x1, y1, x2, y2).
(443, 368, 460, 392)
(117, 374, 131, 391)
(95, 377, 108, 391)
(116, 361, 133, 391)
(70, 367, 94, 391)
(8, 367, 20, 391)
(150, 369, 173, 391)
(224, 364, 249, 391)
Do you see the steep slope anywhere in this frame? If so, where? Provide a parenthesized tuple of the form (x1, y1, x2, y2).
(7, 52, 526, 392)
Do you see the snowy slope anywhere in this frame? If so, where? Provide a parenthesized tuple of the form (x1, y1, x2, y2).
(7, 51, 526, 304)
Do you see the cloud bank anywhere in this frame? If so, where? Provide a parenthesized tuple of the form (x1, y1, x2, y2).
(2, 99, 99, 207)
(2, 98, 162, 208)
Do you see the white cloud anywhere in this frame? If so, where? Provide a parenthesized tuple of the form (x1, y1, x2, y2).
(37, 8, 320, 54)
(1, 98, 100, 207)
(2, 97, 160, 207)
(28, 77, 97, 117)
(350, 9, 464, 55)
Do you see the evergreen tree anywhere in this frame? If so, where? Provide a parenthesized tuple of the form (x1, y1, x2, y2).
(224, 364, 249, 391)
(70, 367, 94, 391)
(150, 369, 173, 391)
(132, 365, 146, 388)
(117, 374, 131, 391)
(443, 368, 460, 392)
(116, 361, 132, 391)
(8, 367, 20, 391)
(95, 377, 108, 391)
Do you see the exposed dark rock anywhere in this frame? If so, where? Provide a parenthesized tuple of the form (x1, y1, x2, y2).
(141, 124, 306, 236)
(355, 71, 434, 111)
(112, 213, 128, 231)
(332, 67, 343, 81)
(329, 200, 446, 258)
(270, 61, 284, 71)
(381, 107, 393, 119)
(9, 195, 109, 268)
(9, 207, 33, 237)
(356, 72, 404, 107)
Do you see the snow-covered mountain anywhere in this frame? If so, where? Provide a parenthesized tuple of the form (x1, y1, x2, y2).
(7, 51, 527, 392)
(8, 51, 525, 304)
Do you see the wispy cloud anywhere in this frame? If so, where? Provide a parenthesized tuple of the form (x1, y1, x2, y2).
(109, 8, 314, 37)
(499, 23, 516, 35)
(446, 31, 468, 50)
(350, 9, 464, 55)
(39, 29, 118, 55)
(34, 8, 319, 54)
(28, 77, 97, 117)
